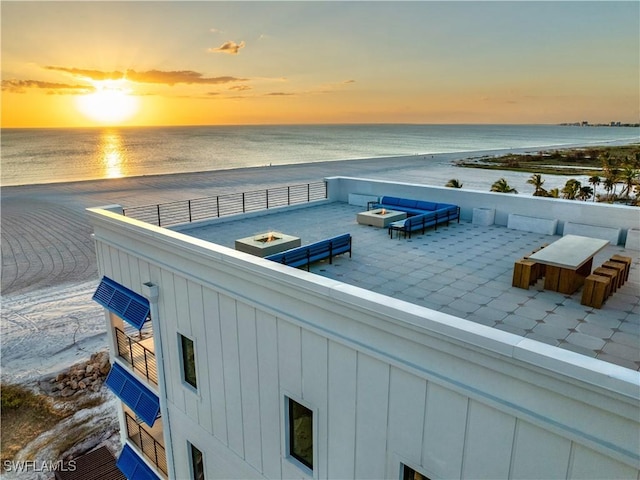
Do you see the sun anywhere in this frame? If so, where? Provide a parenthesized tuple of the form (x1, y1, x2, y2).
(76, 81, 139, 124)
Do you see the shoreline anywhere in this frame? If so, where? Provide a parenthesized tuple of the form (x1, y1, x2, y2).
(2, 138, 637, 190)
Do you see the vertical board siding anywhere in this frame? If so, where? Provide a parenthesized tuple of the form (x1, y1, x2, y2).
(256, 311, 282, 479)
(569, 444, 638, 479)
(387, 367, 427, 473)
(160, 269, 185, 412)
(510, 421, 571, 479)
(301, 330, 328, 479)
(219, 295, 244, 457)
(277, 320, 302, 396)
(354, 354, 389, 480)
(187, 281, 208, 428)
(327, 341, 357, 480)
(462, 400, 516, 479)
(237, 302, 263, 472)
(174, 276, 191, 336)
(422, 382, 468, 479)
(203, 289, 227, 442)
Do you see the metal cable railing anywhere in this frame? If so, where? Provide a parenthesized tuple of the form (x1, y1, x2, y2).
(125, 411, 168, 476)
(115, 327, 158, 385)
(122, 180, 327, 227)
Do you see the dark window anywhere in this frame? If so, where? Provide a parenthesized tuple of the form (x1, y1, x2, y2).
(288, 398, 313, 469)
(402, 464, 430, 480)
(189, 443, 205, 480)
(180, 334, 197, 389)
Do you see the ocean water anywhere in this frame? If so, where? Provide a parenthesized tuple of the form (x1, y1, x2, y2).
(1, 124, 638, 187)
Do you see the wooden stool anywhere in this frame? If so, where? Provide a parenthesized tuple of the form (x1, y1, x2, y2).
(592, 267, 617, 295)
(513, 259, 536, 289)
(609, 255, 632, 282)
(602, 261, 626, 288)
(581, 274, 610, 309)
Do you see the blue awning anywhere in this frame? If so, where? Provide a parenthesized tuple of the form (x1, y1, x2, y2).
(105, 363, 160, 427)
(93, 276, 150, 330)
(116, 444, 160, 480)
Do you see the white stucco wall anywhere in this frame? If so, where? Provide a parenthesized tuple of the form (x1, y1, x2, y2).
(88, 207, 640, 480)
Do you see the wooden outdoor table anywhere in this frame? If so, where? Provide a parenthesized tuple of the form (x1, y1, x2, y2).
(528, 235, 609, 294)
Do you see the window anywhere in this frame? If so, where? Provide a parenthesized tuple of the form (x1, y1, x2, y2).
(287, 398, 313, 470)
(180, 334, 197, 389)
(189, 442, 205, 480)
(402, 464, 430, 480)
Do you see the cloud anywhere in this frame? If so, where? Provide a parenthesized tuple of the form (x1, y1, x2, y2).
(265, 92, 295, 96)
(229, 85, 252, 91)
(44, 66, 248, 86)
(1, 79, 91, 94)
(209, 40, 246, 55)
(343, 79, 356, 84)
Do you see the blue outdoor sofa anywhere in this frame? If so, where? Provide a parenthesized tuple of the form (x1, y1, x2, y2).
(265, 233, 352, 271)
(366, 196, 460, 239)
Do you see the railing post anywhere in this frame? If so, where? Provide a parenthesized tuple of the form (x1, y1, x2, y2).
(288, 186, 291, 205)
(156, 205, 161, 227)
(266, 189, 269, 209)
(216, 197, 220, 217)
(242, 193, 246, 212)
(307, 183, 310, 202)
(128, 337, 134, 364)
(188, 200, 192, 223)
(144, 350, 150, 382)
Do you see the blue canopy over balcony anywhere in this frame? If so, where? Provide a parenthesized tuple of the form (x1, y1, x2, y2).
(116, 444, 160, 480)
(93, 276, 150, 330)
(105, 363, 160, 427)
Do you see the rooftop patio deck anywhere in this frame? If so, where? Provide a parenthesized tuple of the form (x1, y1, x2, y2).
(182, 201, 640, 371)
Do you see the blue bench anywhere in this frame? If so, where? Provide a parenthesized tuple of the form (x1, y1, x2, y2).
(386, 203, 460, 239)
(368, 196, 452, 217)
(265, 234, 352, 271)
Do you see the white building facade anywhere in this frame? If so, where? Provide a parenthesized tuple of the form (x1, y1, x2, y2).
(88, 178, 640, 480)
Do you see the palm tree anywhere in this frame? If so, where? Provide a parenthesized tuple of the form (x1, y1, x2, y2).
(619, 165, 638, 198)
(588, 175, 601, 201)
(547, 188, 560, 198)
(561, 179, 581, 200)
(578, 185, 594, 201)
(490, 178, 518, 194)
(526, 173, 546, 196)
(445, 178, 463, 188)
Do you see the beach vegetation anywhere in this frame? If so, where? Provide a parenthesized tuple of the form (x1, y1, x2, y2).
(491, 178, 518, 194)
(445, 178, 463, 188)
(526, 174, 546, 196)
(456, 144, 640, 176)
(1, 383, 66, 463)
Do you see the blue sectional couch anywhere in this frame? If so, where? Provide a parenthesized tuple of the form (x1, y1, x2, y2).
(367, 196, 460, 239)
(265, 233, 352, 271)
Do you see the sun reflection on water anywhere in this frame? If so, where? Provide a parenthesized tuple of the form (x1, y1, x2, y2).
(100, 131, 126, 179)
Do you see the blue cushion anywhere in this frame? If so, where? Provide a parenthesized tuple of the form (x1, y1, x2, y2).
(398, 198, 418, 208)
(416, 201, 438, 211)
(380, 196, 402, 206)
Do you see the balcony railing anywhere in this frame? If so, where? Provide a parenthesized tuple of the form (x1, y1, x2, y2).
(125, 411, 168, 476)
(122, 180, 328, 227)
(115, 327, 158, 386)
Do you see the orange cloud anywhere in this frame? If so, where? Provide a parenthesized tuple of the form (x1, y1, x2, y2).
(1, 79, 91, 94)
(44, 66, 249, 86)
(209, 40, 245, 55)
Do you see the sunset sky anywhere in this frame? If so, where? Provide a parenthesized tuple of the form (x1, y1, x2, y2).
(2, 1, 638, 128)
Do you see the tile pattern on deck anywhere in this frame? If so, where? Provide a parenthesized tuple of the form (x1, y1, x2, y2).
(184, 202, 640, 371)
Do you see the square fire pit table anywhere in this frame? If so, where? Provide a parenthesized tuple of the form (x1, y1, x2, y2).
(357, 208, 407, 228)
(235, 231, 301, 257)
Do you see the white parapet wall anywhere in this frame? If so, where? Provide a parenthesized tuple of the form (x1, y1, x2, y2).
(625, 228, 640, 251)
(508, 213, 558, 235)
(563, 222, 622, 245)
(87, 206, 640, 480)
(326, 176, 639, 245)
